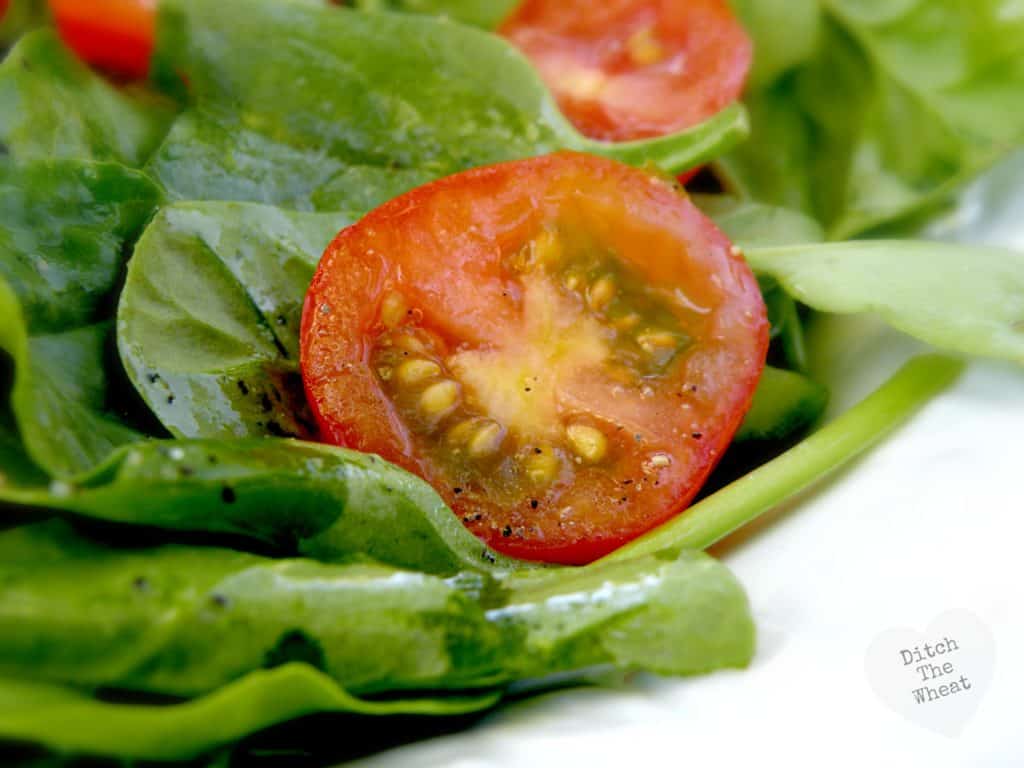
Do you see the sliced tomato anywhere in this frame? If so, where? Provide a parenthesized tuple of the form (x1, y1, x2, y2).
(301, 152, 767, 565)
(49, 0, 155, 79)
(500, 0, 752, 145)
(1, 0, 9, 22)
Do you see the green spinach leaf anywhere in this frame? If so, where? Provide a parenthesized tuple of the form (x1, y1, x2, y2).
(692, 194, 824, 249)
(0, 438, 521, 575)
(0, 30, 176, 167)
(0, 668, 500, 763)
(735, 365, 827, 442)
(0, 287, 143, 479)
(351, 0, 518, 29)
(0, 419, 47, 488)
(0, 0, 47, 50)
(117, 202, 349, 441)
(1, 159, 164, 333)
(729, 0, 821, 88)
(722, 0, 1024, 238)
(489, 549, 754, 678)
(146, 0, 746, 212)
(0, 521, 506, 697)
(745, 240, 1024, 364)
(0, 536, 751, 763)
(0, 520, 753, 703)
(0, 159, 164, 477)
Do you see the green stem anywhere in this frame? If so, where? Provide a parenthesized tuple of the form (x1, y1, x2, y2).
(603, 354, 964, 562)
(584, 103, 750, 175)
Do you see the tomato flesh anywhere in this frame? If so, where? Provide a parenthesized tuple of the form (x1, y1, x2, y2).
(500, 0, 752, 143)
(50, 0, 154, 79)
(301, 153, 767, 564)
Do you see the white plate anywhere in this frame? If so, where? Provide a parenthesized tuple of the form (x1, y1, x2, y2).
(354, 156, 1024, 767)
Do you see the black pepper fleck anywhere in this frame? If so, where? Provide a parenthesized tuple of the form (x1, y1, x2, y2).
(237, 380, 250, 396)
(530, 499, 539, 509)
(221, 487, 237, 504)
(453, 487, 463, 494)
(501, 526, 512, 537)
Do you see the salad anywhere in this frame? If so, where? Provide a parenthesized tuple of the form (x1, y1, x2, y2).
(0, 0, 1022, 764)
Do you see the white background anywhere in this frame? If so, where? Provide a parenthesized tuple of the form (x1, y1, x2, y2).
(356, 155, 1024, 767)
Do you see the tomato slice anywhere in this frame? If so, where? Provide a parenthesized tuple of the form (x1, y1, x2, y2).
(500, 0, 752, 144)
(301, 152, 767, 565)
(49, 0, 155, 79)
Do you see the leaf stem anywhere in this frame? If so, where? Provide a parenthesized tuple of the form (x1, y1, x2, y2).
(602, 354, 964, 562)
(584, 104, 750, 175)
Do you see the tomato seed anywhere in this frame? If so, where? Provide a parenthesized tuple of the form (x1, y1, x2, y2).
(523, 446, 560, 484)
(467, 421, 506, 459)
(532, 229, 563, 267)
(626, 26, 664, 66)
(587, 275, 616, 311)
(418, 380, 460, 421)
(380, 290, 408, 329)
(565, 424, 608, 463)
(395, 358, 442, 386)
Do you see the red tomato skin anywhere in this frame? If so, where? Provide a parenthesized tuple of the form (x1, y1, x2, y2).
(500, 0, 752, 142)
(301, 152, 768, 565)
(49, 0, 155, 79)
(0, 0, 9, 22)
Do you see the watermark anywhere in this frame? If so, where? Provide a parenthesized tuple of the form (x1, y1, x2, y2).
(865, 610, 994, 737)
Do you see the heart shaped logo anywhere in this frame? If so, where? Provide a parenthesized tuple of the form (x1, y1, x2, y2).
(865, 610, 995, 737)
